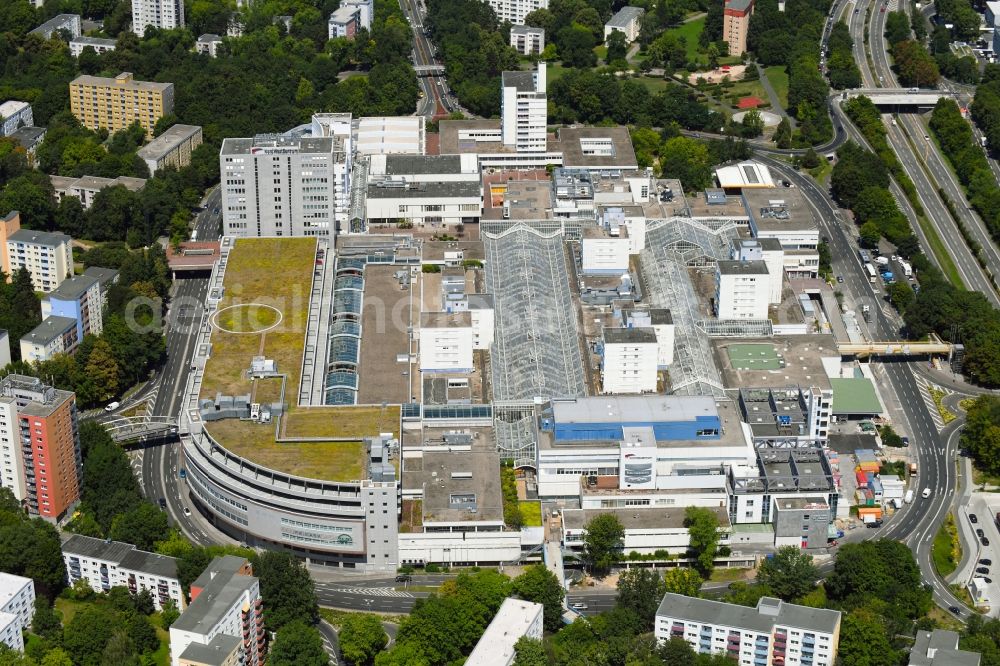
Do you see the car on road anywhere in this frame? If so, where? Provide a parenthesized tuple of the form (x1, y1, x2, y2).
(179, 469, 186, 479)
(949, 606, 962, 615)
(977, 567, 990, 575)
(983, 537, 991, 546)
(571, 602, 588, 610)
(922, 488, 932, 498)
(158, 498, 167, 509)
(395, 575, 413, 582)
(105, 401, 120, 412)
(971, 514, 979, 523)
(837, 275, 844, 283)
(183, 507, 191, 517)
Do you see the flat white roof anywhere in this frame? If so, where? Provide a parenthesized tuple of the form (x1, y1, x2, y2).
(0, 101, 29, 116)
(715, 161, 776, 189)
(355, 116, 425, 155)
(0, 572, 32, 606)
(466, 598, 543, 665)
(552, 395, 718, 425)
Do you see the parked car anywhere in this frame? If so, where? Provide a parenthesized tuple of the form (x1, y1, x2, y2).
(901, 436, 910, 447)
(982, 537, 991, 546)
(977, 567, 990, 575)
(977, 528, 985, 538)
(981, 559, 992, 566)
(971, 514, 979, 523)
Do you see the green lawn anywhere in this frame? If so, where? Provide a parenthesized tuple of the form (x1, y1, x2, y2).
(763, 65, 789, 108)
(664, 16, 706, 62)
(709, 568, 751, 583)
(634, 76, 672, 92)
(932, 513, 960, 577)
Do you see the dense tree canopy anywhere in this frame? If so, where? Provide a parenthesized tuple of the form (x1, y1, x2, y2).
(582, 513, 625, 575)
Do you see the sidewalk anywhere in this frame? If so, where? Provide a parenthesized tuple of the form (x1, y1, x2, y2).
(756, 64, 794, 128)
(949, 457, 977, 585)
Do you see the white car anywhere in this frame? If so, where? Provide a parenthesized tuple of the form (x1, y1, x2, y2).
(922, 488, 932, 499)
(571, 602, 588, 610)
(183, 507, 191, 517)
(104, 401, 120, 412)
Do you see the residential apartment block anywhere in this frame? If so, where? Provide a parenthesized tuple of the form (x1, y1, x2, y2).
(486, 0, 546, 25)
(723, 0, 754, 56)
(132, 0, 185, 34)
(19, 316, 78, 363)
(41, 274, 104, 343)
(50, 174, 146, 210)
(62, 534, 185, 611)
(466, 598, 543, 666)
(0, 212, 73, 293)
(169, 556, 265, 666)
(656, 593, 841, 666)
(0, 101, 33, 137)
(909, 630, 981, 666)
(328, 0, 372, 38)
(69, 72, 174, 137)
(0, 375, 81, 522)
(8, 126, 46, 166)
(604, 6, 644, 43)
(137, 124, 203, 175)
(220, 135, 345, 237)
(501, 62, 547, 153)
(509, 25, 544, 55)
(28, 14, 81, 40)
(0, 573, 35, 653)
(69, 36, 117, 57)
(195, 33, 222, 57)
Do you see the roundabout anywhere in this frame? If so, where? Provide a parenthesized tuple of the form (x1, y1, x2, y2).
(211, 303, 283, 334)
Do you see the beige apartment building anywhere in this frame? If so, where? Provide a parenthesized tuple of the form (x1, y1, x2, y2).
(69, 72, 174, 137)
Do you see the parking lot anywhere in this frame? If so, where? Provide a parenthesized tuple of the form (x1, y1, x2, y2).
(958, 495, 1000, 615)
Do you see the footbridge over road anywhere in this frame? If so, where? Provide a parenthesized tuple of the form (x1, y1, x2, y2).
(414, 65, 445, 76)
(841, 88, 959, 110)
(837, 341, 955, 358)
(104, 416, 179, 443)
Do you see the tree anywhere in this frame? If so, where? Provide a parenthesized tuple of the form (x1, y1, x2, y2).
(741, 109, 765, 138)
(340, 613, 387, 665)
(616, 568, 667, 629)
(605, 30, 628, 66)
(0, 517, 67, 597)
(32, 597, 62, 641)
(109, 502, 170, 551)
(161, 599, 180, 628)
(825, 540, 930, 617)
(659, 137, 712, 191)
(252, 551, 319, 632)
(773, 117, 792, 149)
(838, 608, 898, 666)
(801, 148, 821, 169)
(82, 338, 120, 403)
(63, 606, 116, 666)
(657, 636, 697, 665)
(884, 11, 911, 45)
(684, 507, 720, 578)
(963, 396, 1000, 474)
(662, 567, 703, 598)
(756, 547, 818, 601)
(268, 620, 330, 666)
(512, 564, 565, 631)
(887, 281, 915, 313)
(582, 513, 625, 576)
(513, 636, 547, 666)
(558, 23, 598, 68)
(40, 649, 73, 666)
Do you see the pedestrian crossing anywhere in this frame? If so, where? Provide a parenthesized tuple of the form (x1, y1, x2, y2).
(323, 586, 414, 598)
(914, 374, 948, 431)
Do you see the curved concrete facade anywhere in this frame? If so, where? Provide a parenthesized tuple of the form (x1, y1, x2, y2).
(182, 428, 399, 570)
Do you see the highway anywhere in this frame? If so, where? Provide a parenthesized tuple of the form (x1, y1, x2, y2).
(758, 153, 967, 616)
(399, 0, 454, 118)
(855, 0, 1000, 304)
(138, 190, 225, 547)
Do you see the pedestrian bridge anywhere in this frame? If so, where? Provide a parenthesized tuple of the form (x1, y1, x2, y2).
(414, 65, 445, 76)
(841, 88, 958, 109)
(837, 341, 953, 358)
(104, 416, 178, 443)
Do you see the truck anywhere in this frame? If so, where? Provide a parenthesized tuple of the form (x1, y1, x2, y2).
(881, 271, 894, 282)
(862, 304, 871, 322)
(909, 462, 917, 475)
(899, 261, 913, 277)
(904, 489, 914, 503)
(859, 249, 870, 264)
(875, 256, 890, 267)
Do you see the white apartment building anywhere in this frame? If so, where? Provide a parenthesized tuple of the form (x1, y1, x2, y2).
(28, 14, 81, 40)
(604, 6, 644, 42)
(601, 327, 658, 394)
(486, 0, 547, 24)
(63, 534, 185, 611)
(466, 598, 544, 666)
(69, 37, 116, 57)
(656, 594, 841, 666)
(50, 174, 146, 210)
(732, 238, 783, 304)
(509, 25, 544, 54)
(195, 33, 223, 56)
(132, 0, 184, 34)
(169, 556, 265, 666)
(137, 124, 203, 174)
(419, 312, 474, 373)
(0, 573, 35, 653)
(624, 308, 674, 367)
(501, 62, 547, 153)
(715, 260, 770, 320)
(220, 135, 345, 237)
(1, 212, 73, 293)
(19, 316, 78, 363)
(0, 102, 33, 137)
